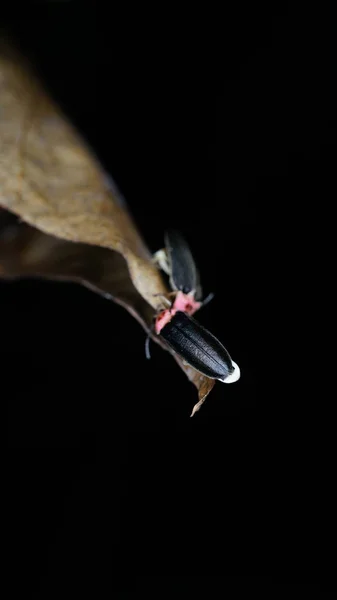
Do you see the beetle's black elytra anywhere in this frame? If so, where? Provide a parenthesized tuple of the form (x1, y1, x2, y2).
(159, 311, 234, 380)
(164, 229, 201, 299)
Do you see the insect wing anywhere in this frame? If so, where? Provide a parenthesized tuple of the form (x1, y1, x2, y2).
(160, 311, 233, 380)
(164, 229, 201, 296)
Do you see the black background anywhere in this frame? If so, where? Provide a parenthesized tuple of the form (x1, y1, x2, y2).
(2, 1, 336, 595)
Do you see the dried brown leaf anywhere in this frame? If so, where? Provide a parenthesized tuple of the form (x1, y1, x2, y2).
(0, 43, 215, 415)
(0, 208, 154, 328)
(0, 47, 166, 308)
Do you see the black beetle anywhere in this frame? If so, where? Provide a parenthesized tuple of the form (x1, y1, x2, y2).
(154, 229, 204, 294)
(154, 229, 202, 297)
(156, 309, 240, 383)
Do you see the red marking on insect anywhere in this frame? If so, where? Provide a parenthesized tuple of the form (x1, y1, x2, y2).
(173, 290, 201, 316)
(155, 309, 173, 334)
(154, 291, 202, 334)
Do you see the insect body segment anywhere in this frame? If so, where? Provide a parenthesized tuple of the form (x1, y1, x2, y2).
(159, 311, 240, 383)
(153, 229, 202, 300)
(164, 229, 201, 297)
(154, 292, 201, 334)
(154, 290, 202, 335)
(173, 290, 201, 316)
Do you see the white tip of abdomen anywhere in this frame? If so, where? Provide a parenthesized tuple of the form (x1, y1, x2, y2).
(220, 360, 241, 384)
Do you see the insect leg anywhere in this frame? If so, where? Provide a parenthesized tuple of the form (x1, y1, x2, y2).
(145, 334, 151, 360)
(152, 293, 172, 308)
(201, 292, 215, 308)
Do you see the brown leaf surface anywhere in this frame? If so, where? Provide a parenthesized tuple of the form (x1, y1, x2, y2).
(0, 208, 154, 329)
(0, 45, 167, 308)
(0, 43, 215, 415)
